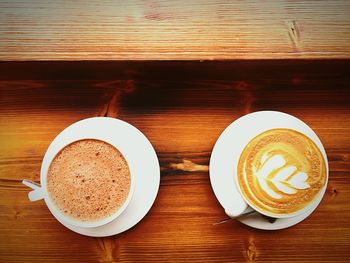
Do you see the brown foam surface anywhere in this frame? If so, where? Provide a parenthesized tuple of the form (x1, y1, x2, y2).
(47, 139, 131, 222)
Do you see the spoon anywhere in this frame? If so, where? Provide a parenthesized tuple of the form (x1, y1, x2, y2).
(213, 210, 277, 225)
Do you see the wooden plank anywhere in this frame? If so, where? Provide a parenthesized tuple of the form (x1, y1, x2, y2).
(1, 1, 350, 60)
(1, 173, 349, 262)
(0, 61, 350, 262)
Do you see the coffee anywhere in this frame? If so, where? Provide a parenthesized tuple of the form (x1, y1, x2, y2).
(237, 128, 326, 217)
(47, 139, 131, 222)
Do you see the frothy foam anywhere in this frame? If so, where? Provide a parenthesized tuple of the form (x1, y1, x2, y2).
(47, 139, 131, 222)
(238, 129, 326, 217)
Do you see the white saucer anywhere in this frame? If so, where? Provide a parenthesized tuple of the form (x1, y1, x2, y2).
(209, 111, 328, 230)
(50, 117, 160, 237)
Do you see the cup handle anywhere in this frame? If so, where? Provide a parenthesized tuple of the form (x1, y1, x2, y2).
(22, 179, 45, 201)
(225, 203, 253, 218)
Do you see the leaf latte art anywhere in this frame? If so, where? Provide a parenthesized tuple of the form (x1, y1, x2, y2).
(255, 154, 310, 199)
(237, 129, 326, 217)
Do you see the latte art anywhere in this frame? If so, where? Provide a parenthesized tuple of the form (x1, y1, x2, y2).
(254, 154, 310, 199)
(238, 129, 326, 217)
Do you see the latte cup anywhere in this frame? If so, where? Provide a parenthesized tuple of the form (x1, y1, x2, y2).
(22, 117, 136, 228)
(223, 111, 329, 219)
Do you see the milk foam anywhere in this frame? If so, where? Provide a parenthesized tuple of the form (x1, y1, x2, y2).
(47, 139, 131, 222)
(254, 154, 310, 199)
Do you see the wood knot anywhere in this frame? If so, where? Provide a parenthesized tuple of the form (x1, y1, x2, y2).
(169, 159, 209, 172)
(98, 80, 135, 118)
(329, 187, 338, 196)
(246, 240, 257, 262)
(14, 211, 21, 220)
(96, 237, 119, 262)
(120, 80, 135, 93)
(286, 20, 301, 51)
(234, 81, 253, 91)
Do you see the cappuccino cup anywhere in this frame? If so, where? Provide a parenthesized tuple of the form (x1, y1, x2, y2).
(223, 111, 328, 219)
(23, 117, 136, 228)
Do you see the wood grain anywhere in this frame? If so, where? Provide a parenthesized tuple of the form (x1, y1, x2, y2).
(1, 0, 350, 60)
(0, 60, 350, 262)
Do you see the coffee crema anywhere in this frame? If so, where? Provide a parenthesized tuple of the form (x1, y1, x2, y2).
(237, 128, 326, 217)
(47, 139, 131, 222)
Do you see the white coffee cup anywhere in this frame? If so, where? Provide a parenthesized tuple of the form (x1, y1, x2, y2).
(211, 111, 329, 219)
(22, 117, 136, 228)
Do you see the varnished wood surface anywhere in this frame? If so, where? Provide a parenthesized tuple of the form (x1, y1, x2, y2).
(1, 0, 350, 60)
(0, 60, 350, 262)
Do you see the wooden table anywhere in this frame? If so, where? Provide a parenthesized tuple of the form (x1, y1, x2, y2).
(1, 0, 350, 60)
(1, 60, 349, 262)
(1, 1, 350, 262)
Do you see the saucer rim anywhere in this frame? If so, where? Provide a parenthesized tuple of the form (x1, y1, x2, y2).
(209, 111, 328, 230)
(46, 117, 160, 236)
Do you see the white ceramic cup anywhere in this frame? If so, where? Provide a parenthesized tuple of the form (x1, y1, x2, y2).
(22, 117, 136, 228)
(214, 111, 329, 219)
